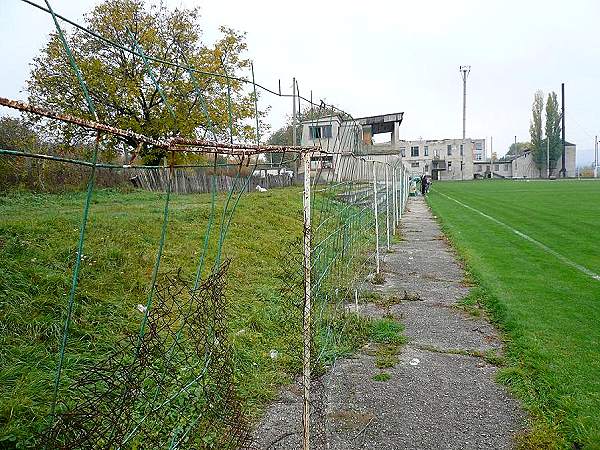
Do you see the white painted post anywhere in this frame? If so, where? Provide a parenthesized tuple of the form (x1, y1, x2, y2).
(302, 153, 311, 450)
(373, 161, 380, 274)
(397, 165, 402, 221)
(400, 166, 405, 211)
(392, 167, 397, 235)
(385, 164, 390, 250)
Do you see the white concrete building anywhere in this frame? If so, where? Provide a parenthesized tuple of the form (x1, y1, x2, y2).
(473, 142, 577, 179)
(299, 113, 404, 179)
(397, 138, 483, 181)
(299, 113, 487, 182)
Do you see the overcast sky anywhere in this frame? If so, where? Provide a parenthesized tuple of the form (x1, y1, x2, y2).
(2, 0, 599, 164)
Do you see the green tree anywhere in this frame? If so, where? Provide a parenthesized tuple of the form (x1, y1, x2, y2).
(506, 141, 529, 156)
(0, 116, 40, 189)
(545, 91, 562, 175)
(0, 116, 39, 151)
(27, 0, 265, 165)
(529, 90, 545, 174)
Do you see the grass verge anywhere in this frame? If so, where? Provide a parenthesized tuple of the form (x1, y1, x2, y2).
(0, 186, 372, 447)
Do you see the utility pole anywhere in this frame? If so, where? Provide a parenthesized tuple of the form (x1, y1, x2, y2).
(489, 137, 493, 179)
(292, 77, 297, 145)
(460, 65, 471, 139)
(292, 77, 298, 179)
(594, 135, 598, 178)
(560, 82, 566, 177)
(547, 136, 550, 179)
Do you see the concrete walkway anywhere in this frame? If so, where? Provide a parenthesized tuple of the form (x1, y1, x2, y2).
(324, 196, 525, 449)
(252, 196, 524, 449)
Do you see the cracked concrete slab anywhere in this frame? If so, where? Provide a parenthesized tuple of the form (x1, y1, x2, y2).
(369, 272, 470, 305)
(325, 347, 523, 450)
(392, 302, 502, 352)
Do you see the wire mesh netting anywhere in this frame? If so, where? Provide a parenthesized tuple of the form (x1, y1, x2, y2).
(0, 1, 411, 449)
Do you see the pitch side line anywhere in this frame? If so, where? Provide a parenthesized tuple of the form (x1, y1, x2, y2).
(434, 190, 600, 282)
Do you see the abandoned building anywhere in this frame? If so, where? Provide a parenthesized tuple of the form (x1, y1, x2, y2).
(299, 113, 404, 180)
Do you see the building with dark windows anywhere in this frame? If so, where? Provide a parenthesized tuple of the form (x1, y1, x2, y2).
(397, 138, 482, 180)
(298, 113, 539, 181)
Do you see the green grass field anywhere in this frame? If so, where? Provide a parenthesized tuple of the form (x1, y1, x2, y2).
(0, 186, 377, 447)
(428, 180, 600, 449)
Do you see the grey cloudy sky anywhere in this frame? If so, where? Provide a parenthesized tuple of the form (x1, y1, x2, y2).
(2, 0, 599, 164)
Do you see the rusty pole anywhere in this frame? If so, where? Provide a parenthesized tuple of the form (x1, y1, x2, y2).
(373, 161, 380, 274)
(302, 153, 312, 450)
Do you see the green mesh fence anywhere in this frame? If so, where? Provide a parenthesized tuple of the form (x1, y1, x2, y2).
(0, 1, 411, 449)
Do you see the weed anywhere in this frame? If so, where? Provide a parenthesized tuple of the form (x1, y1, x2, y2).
(372, 372, 391, 382)
(358, 290, 383, 304)
(370, 318, 406, 345)
(372, 272, 386, 285)
(402, 290, 421, 301)
(375, 344, 400, 369)
(483, 349, 505, 367)
(455, 289, 484, 317)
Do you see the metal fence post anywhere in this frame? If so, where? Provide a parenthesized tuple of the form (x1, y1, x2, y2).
(399, 166, 403, 218)
(302, 153, 311, 450)
(385, 164, 390, 250)
(392, 166, 397, 235)
(373, 161, 380, 274)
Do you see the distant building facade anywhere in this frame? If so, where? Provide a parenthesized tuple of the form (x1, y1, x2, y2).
(298, 112, 576, 180)
(474, 142, 576, 179)
(396, 138, 483, 181)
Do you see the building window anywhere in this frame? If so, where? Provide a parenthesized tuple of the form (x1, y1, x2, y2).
(503, 164, 509, 171)
(309, 125, 332, 139)
(460, 144, 464, 156)
(448, 161, 452, 169)
(494, 164, 500, 171)
(400, 147, 406, 157)
(309, 126, 321, 139)
(411, 162, 420, 168)
(411, 146, 419, 157)
(476, 165, 482, 172)
(447, 144, 452, 156)
(424, 145, 429, 156)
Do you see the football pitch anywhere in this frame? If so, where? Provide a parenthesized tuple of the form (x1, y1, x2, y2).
(428, 179, 600, 449)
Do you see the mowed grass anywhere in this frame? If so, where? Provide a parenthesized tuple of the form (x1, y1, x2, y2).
(428, 180, 600, 449)
(0, 186, 372, 446)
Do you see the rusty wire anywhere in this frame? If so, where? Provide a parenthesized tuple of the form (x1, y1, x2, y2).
(0, 96, 316, 157)
(44, 263, 252, 449)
